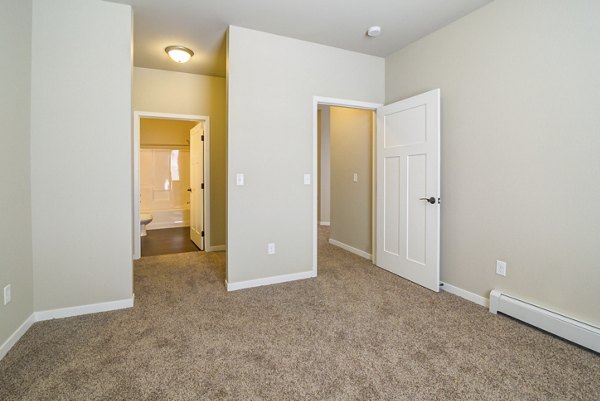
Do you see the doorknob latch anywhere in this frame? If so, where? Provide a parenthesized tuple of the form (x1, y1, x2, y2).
(420, 197, 439, 204)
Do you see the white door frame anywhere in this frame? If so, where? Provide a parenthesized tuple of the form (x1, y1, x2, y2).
(133, 111, 211, 259)
(312, 97, 383, 275)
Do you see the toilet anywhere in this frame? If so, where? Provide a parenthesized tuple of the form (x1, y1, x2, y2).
(140, 213, 153, 237)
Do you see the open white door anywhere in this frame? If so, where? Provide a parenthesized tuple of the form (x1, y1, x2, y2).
(190, 122, 204, 250)
(376, 89, 440, 292)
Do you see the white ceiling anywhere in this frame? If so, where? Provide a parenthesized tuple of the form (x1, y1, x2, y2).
(108, 0, 493, 77)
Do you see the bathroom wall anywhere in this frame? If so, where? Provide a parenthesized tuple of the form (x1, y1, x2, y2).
(0, 0, 34, 352)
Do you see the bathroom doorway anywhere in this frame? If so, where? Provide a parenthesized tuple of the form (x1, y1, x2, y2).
(133, 112, 211, 259)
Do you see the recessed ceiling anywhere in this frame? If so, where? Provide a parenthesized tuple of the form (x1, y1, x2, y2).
(108, 0, 493, 77)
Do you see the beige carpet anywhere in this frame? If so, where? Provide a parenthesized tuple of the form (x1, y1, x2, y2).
(1, 227, 599, 400)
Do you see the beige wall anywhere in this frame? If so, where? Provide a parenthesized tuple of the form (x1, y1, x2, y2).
(330, 107, 372, 254)
(0, 0, 33, 348)
(386, 0, 600, 325)
(318, 107, 331, 224)
(133, 67, 226, 247)
(31, 0, 133, 311)
(227, 26, 384, 284)
(140, 118, 197, 148)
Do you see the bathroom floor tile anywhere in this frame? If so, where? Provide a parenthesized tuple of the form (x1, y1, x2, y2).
(141, 227, 200, 257)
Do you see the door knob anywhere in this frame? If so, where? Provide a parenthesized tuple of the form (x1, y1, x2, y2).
(187, 188, 192, 192)
(420, 197, 436, 204)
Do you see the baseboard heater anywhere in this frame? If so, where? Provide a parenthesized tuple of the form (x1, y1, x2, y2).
(489, 290, 600, 353)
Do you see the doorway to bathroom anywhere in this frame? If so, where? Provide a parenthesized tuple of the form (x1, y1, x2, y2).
(133, 111, 211, 259)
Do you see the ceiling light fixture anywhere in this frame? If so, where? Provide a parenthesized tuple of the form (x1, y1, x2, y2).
(367, 26, 382, 37)
(165, 46, 194, 63)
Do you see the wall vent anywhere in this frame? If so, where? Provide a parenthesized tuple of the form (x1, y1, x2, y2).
(489, 290, 599, 353)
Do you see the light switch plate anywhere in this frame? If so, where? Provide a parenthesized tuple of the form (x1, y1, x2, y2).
(304, 174, 311, 185)
(267, 242, 276, 255)
(496, 260, 507, 276)
(3, 284, 11, 305)
(236, 173, 244, 186)
(353, 173, 358, 183)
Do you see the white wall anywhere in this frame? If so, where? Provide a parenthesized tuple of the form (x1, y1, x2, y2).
(0, 0, 33, 348)
(318, 106, 331, 224)
(386, 0, 600, 325)
(227, 26, 384, 285)
(31, 0, 133, 311)
(133, 67, 227, 247)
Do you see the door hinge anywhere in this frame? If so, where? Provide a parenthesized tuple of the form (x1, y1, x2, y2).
(201, 231, 204, 237)
(201, 183, 204, 189)
(201, 135, 204, 141)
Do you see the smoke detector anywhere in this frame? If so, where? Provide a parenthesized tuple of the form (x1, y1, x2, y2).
(367, 26, 382, 37)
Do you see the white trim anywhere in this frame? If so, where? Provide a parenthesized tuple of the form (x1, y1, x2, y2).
(328, 238, 372, 260)
(1, 295, 135, 361)
(133, 111, 212, 259)
(371, 113, 377, 266)
(440, 281, 489, 307)
(312, 97, 382, 277)
(226, 270, 315, 292)
(319, 221, 330, 226)
(0, 314, 35, 361)
(203, 118, 212, 251)
(314, 97, 384, 111)
(206, 244, 226, 252)
(34, 296, 134, 321)
(133, 113, 140, 257)
(489, 290, 600, 353)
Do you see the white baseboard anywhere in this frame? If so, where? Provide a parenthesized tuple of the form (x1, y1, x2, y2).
(328, 238, 372, 260)
(0, 314, 35, 361)
(1, 295, 135, 361)
(440, 281, 489, 308)
(207, 244, 226, 252)
(227, 270, 315, 292)
(35, 295, 135, 322)
(319, 221, 330, 226)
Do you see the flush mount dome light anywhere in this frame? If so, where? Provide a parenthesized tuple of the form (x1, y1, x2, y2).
(165, 46, 194, 63)
(367, 26, 382, 37)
